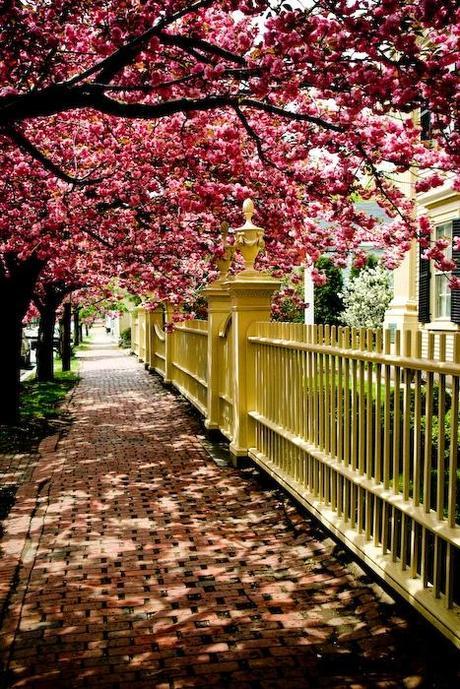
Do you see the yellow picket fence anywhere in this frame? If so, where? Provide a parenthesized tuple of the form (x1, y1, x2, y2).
(134, 309, 208, 413)
(131, 306, 460, 646)
(152, 320, 166, 377)
(132, 305, 460, 647)
(129, 200, 459, 647)
(131, 309, 139, 355)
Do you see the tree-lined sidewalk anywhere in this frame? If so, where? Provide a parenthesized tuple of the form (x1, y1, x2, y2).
(0, 333, 459, 689)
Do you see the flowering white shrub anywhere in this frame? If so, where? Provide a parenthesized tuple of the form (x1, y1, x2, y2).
(342, 264, 392, 328)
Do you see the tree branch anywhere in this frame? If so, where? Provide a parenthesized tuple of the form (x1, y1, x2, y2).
(78, 224, 115, 249)
(78, 91, 345, 134)
(356, 143, 409, 223)
(156, 31, 246, 66)
(234, 105, 307, 182)
(90, 66, 259, 93)
(239, 99, 344, 132)
(234, 105, 269, 163)
(5, 125, 105, 186)
(66, 0, 217, 86)
(1, 80, 344, 138)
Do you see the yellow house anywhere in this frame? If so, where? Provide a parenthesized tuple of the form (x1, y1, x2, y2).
(417, 180, 460, 329)
(384, 171, 460, 358)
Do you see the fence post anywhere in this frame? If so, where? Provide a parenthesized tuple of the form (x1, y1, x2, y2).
(203, 223, 232, 430)
(147, 308, 163, 371)
(137, 307, 144, 361)
(203, 285, 231, 430)
(164, 304, 175, 384)
(143, 307, 148, 362)
(225, 199, 281, 464)
(130, 307, 139, 356)
(144, 308, 152, 370)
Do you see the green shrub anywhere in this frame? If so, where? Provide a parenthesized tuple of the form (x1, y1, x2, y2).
(119, 327, 131, 348)
(314, 256, 345, 326)
(342, 263, 392, 328)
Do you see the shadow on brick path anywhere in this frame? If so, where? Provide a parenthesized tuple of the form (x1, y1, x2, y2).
(0, 329, 459, 689)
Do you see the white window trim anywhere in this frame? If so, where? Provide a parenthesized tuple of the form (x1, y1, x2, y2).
(422, 208, 460, 331)
(432, 221, 453, 321)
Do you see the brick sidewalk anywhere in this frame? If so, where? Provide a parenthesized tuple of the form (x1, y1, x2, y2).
(0, 336, 458, 689)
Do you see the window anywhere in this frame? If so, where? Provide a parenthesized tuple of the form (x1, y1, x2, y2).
(419, 216, 460, 325)
(433, 221, 453, 319)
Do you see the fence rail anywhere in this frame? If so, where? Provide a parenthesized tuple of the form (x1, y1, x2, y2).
(131, 306, 460, 647)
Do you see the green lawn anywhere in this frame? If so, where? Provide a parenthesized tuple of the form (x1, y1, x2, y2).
(20, 358, 80, 420)
(0, 358, 80, 454)
(73, 341, 92, 351)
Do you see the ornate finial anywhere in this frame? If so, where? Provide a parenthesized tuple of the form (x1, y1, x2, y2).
(243, 198, 255, 225)
(234, 198, 265, 273)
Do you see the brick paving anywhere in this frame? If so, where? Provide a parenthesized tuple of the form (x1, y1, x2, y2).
(0, 330, 459, 689)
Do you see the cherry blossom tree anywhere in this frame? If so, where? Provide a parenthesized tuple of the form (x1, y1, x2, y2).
(1, 2, 457, 143)
(0, 1, 459, 422)
(2, 2, 458, 270)
(1, 1, 458, 210)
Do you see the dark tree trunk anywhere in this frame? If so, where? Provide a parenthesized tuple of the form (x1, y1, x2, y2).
(35, 285, 76, 381)
(0, 306, 24, 425)
(0, 255, 45, 425)
(85, 324, 89, 337)
(73, 308, 80, 346)
(36, 304, 57, 382)
(61, 302, 72, 371)
(79, 324, 83, 342)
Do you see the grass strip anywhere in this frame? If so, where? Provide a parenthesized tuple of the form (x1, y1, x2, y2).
(0, 358, 80, 455)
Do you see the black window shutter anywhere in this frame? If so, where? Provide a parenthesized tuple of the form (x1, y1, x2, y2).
(450, 219, 460, 324)
(418, 243, 431, 323)
(420, 107, 431, 141)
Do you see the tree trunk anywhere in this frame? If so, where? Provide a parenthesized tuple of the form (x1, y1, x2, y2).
(0, 306, 24, 424)
(73, 308, 80, 346)
(85, 324, 89, 337)
(61, 302, 72, 371)
(36, 305, 57, 382)
(0, 255, 45, 424)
